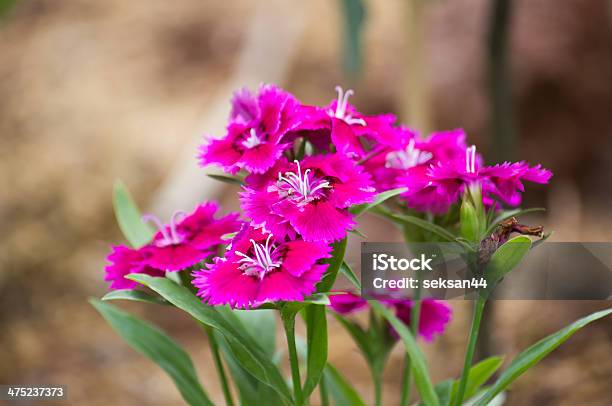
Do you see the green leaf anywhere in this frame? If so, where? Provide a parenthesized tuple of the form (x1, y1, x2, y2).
(323, 363, 367, 406)
(101, 289, 170, 306)
(419, 357, 504, 406)
(340, 261, 361, 290)
(215, 321, 283, 405)
(372, 207, 475, 252)
(112, 180, 154, 247)
(463, 388, 505, 406)
(90, 299, 213, 406)
(531, 231, 552, 250)
(225, 308, 277, 358)
(333, 314, 373, 362)
(428, 380, 454, 406)
(450, 356, 504, 404)
(485, 207, 545, 236)
(206, 173, 245, 186)
(351, 188, 406, 217)
(484, 235, 531, 288)
(305, 293, 331, 306)
(373, 207, 455, 241)
(216, 332, 262, 405)
(303, 305, 328, 397)
(474, 308, 612, 406)
(127, 274, 292, 403)
(317, 237, 348, 293)
(370, 301, 439, 406)
(349, 228, 367, 238)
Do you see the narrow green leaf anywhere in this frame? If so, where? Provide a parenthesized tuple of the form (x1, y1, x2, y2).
(305, 293, 331, 306)
(90, 299, 213, 406)
(450, 356, 504, 404)
(340, 261, 362, 290)
(484, 235, 531, 288)
(373, 207, 455, 241)
(216, 308, 283, 404)
(224, 307, 277, 357)
(429, 380, 454, 406)
(317, 237, 348, 293)
(112, 180, 154, 247)
(216, 332, 261, 405)
(127, 274, 292, 403)
(485, 207, 545, 236)
(349, 228, 368, 238)
(206, 173, 245, 186)
(303, 305, 328, 397)
(420, 357, 504, 406)
(323, 363, 367, 406)
(475, 308, 612, 406)
(372, 207, 475, 252)
(464, 389, 505, 406)
(351, 188, 406, 217)
(370, 301, 439, 406)
(531, 231, 552, 250)
(333, 314, 373, 362)
(102, 289, 170, 306)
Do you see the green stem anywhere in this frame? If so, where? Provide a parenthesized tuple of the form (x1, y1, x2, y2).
(283, 314, 304, 406)
(205, 327, 235, 406)
(454, 295, 487, 406)
(399, 280, 422, 406)
(319, 374, 330, 406)
(399, 299, 421, 406)
(373, 371, 383, 406)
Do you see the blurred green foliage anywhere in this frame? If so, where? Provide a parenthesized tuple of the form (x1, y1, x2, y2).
(0, 0, 18, 21)
(340, 0, 365, 76)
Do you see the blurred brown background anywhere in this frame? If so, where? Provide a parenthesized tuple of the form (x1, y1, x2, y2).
(1, 0, 611, 405)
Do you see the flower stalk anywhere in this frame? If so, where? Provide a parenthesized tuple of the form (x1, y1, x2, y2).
(282, 310, 304, 406)
(399, 295, 421, 406)
(205, 326, 235, 406)
(453, 294, 487, 406)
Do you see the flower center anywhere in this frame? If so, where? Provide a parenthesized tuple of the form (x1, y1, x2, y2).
(142, 210, 187, 247)
(386, 139, 433, 169)
(276, 160, 331, 205)
(235, 234, 281, 280)
(465, 145, 477, 174)
(327, 86, 366, 126)
(242, 128, 262, 149)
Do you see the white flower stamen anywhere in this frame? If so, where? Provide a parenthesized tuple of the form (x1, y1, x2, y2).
(386, 139, 433, 169)
(277, 160, 331, 203)
(142, 210, 187, 246)
(465, 145, 477, 174)
(235, 234, 281, 279)
(242, 128, 262, 149)
(328, 86, 366, 126)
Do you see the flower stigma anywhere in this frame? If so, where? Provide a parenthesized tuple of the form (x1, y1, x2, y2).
(328, 86, 366, 126)
(142, 210, 187, 247)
